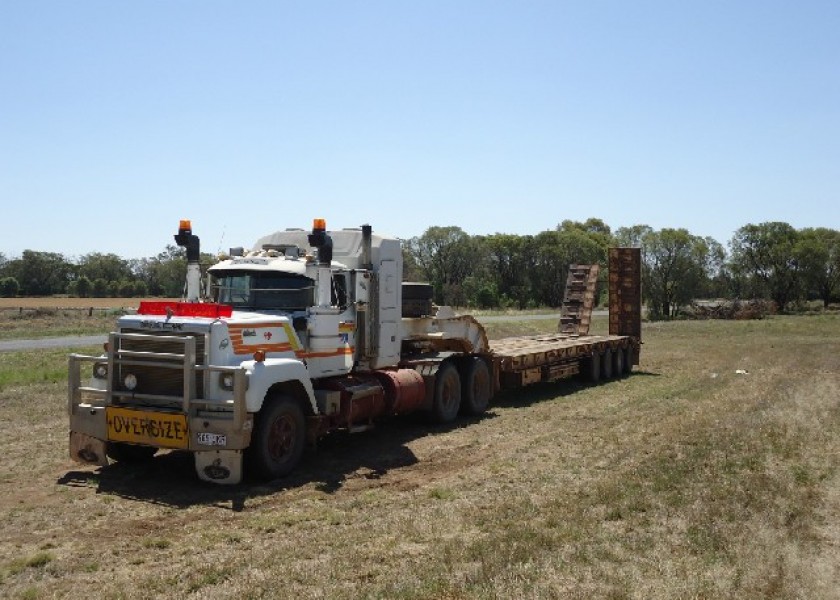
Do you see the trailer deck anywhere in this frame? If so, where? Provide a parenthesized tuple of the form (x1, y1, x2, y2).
(490, 333, 635, 389)
(488, 248, 642, 390)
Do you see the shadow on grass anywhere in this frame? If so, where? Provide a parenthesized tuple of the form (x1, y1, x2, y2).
(56, 371, 656, 509)
(493, 369, 660, 408)
(56, 412, 495, 511)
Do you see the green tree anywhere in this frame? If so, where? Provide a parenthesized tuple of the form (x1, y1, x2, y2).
(531, 229, 604, 307)
(132, 280, 149, 298)
(92, 278, 109, 298)
(614, 224, 654, 248)
(118, 280, 136, 297)
(402, 246, 424, 282)
(2, 250, 73, 295)
(75, 275, 93, 298)
(77, 253, 133, 285)
(558, 218, 613, 251)
(0, 277, 20, 297)
(406, 227, 483, 305)
(135, 245, 188, 297)
(700, 237, 727, 298)
(795, 227, 840, 308)
(482, 234, 534, 309)
(730, 222, 800, 310)
(641, 228, 716, 319)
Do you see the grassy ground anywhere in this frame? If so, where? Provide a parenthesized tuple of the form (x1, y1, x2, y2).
(1, 315, 839, 598)
(0, 299, 176, 340)
(0, 309, 123, 341)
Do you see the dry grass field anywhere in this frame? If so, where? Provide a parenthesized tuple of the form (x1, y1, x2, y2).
(1, 313, 839, 598)
(0, 298, 179, 340)
(0, 298, 148, 310)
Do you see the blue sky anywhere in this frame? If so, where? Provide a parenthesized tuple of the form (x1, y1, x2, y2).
(1, 1, 838, 260)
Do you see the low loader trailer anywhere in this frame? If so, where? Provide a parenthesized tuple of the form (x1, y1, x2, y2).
(68, 221, 641, 485)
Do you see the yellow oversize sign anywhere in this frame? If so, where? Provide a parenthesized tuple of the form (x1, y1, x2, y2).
(106, 407, 189, 449)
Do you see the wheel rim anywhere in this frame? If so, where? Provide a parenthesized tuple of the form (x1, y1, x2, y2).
(267, 414, 296, 463)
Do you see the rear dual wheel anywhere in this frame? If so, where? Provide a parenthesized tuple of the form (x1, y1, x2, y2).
(601, 348, 614, 380)
(585, 345, 630, 384)
(623, 346, 634, 375)
(585, 352, 601, 383)
(432, 362, 461, 423)
(460, 357, 491, 416)
(613, 346, 625, 376)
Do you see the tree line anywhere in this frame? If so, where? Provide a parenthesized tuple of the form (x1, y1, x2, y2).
(1, 220, 838, 319)
(402, 220, 840, 319)
(0, 245, 212, 299)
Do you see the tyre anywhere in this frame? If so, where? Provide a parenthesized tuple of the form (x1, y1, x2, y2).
(460, 357, 492, 416)
(584, 352, 600, 383)
(601, 348, 613, 379)
(623, 346, 634, 375)
(106, 442, 157, 462)
(432, 362, 461, 423)
(247, 394, 305, 480)
(613, 346, 625, 377)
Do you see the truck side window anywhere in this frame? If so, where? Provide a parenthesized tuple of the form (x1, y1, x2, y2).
(332, 274, 348, 309)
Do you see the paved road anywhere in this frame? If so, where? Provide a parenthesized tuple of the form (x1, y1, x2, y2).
(0, 310, 609, 353)
(0, 335, 107, 352)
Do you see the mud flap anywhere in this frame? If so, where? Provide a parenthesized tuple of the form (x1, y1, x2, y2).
(69, 431, 109, 467)
(195, 450, 243, 485)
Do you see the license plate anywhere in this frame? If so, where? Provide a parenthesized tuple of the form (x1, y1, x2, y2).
(196, 432, 227, 447)
(106, 407, 189, 449)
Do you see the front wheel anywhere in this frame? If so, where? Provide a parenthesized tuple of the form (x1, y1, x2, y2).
(247, 394, 305, 480)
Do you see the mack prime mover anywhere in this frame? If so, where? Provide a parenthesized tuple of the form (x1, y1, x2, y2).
(69, 219, 642, 485)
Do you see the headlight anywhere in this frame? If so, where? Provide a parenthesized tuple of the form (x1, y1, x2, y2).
(219, 372, 235, 391)
(124, 374, 138, 391)
(93, 363, 108, 380)
(218, 372, 247, 391)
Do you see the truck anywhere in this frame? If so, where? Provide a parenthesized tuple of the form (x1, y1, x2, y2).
(68, 219, 641, 485)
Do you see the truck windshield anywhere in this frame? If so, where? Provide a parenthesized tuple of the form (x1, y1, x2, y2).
(210, 271, 314, 311)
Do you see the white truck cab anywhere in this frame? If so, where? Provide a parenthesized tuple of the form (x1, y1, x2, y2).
(68, 220, 490, 485)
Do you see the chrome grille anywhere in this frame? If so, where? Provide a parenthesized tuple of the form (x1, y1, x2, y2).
(114, 329, 207, 398)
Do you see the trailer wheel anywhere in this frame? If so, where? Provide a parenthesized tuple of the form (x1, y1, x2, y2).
(613, 346, 625, 377)
(247, 394, 305, 480)
(585, 352, 601, 383)
(623, 346, 634, 375)
(106, 442, 157, 462)
(432, 362, 461, 423)
(460, 357, 491, 416)
(601, 348, 614, 379)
